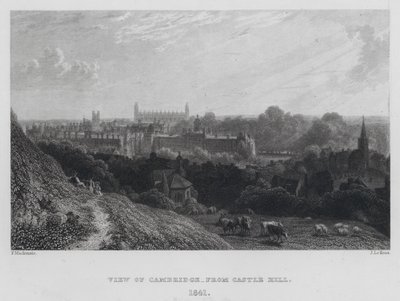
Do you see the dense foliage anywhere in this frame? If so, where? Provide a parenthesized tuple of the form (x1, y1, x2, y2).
(136, 189, 177, 210)
(319, 186, 390, 236)
(171, 106, 389, 155)
(235, 186, 299, 216)
(11, 220, 90, 250)
(37, 141, 120, 192)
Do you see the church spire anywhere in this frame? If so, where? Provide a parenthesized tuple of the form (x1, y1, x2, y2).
(358, 116, 369, 169)
(360, 116, 367, 139)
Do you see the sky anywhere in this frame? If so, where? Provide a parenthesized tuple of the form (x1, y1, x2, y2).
(11, 10, 389, 120)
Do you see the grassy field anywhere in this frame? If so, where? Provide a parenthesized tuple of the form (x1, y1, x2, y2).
(190, 213, 390, 250)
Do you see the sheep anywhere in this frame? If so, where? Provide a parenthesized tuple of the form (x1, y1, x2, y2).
(353, 226, 362, 234)
(319, 224, 328, 235)
(333, 223, 344, 233)
(338, 227, 349, 236)
(314, 224, 328, 236)
(314, 224, 322, 235)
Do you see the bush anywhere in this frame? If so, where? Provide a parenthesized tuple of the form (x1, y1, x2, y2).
(128, 192, 140, 202)
(319, 186, 390, 235)
(175, 197, 207, 215)
(137, 189, 177, 210)
(37, 141, 119, 192)
(11, 220, 91, 250)
(235, 186, 299, 216)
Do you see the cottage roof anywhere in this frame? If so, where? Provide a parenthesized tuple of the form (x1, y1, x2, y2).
(152, 169, 192, 190)
(170, 173, 192, 189)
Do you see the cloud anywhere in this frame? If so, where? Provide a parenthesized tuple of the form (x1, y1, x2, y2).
(112, 12, 131, 22)
(114, 11, 228, 51)
(90, 24, 108, 30)
(345, 25, 389, 89)
(233, 11, 291, 29)
(12, 47, 100, 91)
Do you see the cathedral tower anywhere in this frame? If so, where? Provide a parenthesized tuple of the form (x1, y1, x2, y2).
(134, 102, 139, 121)
(185, 103, 189, 120)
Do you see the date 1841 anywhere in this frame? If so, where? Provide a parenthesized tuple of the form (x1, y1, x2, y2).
(189, 289, 210, 297)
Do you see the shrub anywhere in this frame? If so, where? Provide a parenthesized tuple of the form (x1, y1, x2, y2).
(319, 186, 390, 236)
(235, 186, 298, 216)
(137, 189, 177, 210)
(175, 197, 207, 215)
(37, 141, 119, 192)
(11, 220, 91, 250)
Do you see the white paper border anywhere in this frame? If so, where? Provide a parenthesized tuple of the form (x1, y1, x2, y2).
(1, 1, 399, 300)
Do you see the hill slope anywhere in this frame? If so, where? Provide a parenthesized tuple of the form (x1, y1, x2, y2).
(11, 112, 231, 250)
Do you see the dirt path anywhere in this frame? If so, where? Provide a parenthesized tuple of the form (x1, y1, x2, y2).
(68, 198, 112, 250)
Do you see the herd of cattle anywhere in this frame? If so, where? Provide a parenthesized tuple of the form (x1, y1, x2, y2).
(215, 213, 363, 243)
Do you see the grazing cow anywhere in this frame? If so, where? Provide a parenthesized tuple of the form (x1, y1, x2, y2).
(353, 226, 362, 234)
(216, 216, 235, 234)
(305, 217, 312, 220)
(241, 216, 252, 234)
(260, 221, 283, 236)
(233, 216, 252, 234)
(266, 223, 288, 243)
(233, 216, 243, 232)
(221, 218, 235, 234)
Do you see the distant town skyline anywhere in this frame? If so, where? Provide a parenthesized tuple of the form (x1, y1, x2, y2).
(11, 10, 389, 120)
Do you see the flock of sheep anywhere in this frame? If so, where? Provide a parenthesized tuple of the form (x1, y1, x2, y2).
(315, 222, 362, 236)
(215, 213, 363, 244)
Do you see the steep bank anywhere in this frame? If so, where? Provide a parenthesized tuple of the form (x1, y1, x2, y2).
(11, 112, 231, 250)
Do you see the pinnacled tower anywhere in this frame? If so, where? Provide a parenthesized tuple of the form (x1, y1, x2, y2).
(358, 116, 369, 168)
(134, 102, 139, 121)
(185, 103, 189, 120)
(91, 110, 101, 132)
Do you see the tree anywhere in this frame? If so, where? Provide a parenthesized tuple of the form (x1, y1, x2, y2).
(297, 119, 332, 148)
(304, 144, 321, 158)
(201, 112, 217, 132)
(235, 186, 298, 216)
(321, 112, 345, 125)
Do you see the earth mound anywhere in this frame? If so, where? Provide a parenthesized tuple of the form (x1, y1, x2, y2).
(11, 111, 231, 250)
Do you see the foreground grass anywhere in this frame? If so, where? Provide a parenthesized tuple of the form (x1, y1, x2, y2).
(95, 193, 232, 250)
(191, 213, 390, 250)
